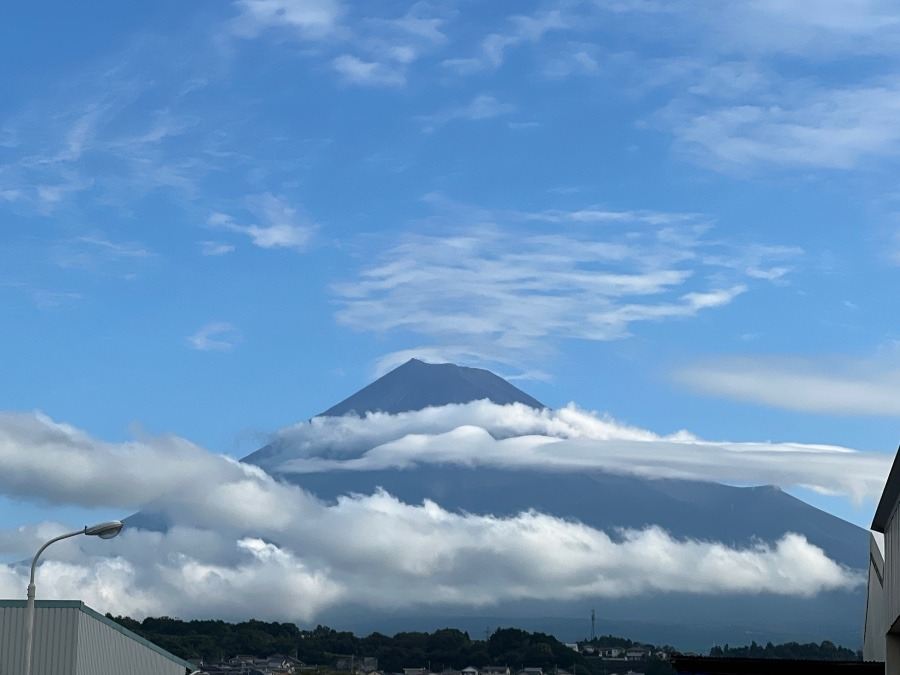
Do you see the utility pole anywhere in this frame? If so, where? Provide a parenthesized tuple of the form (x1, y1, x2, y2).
(590, 608, 595, 642)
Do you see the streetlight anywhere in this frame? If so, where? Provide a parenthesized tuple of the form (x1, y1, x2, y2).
(24, 520, 124, 675)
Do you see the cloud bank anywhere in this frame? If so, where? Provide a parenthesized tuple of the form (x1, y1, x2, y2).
(267, 401, 890, 504)
(0, 410, 865, 621)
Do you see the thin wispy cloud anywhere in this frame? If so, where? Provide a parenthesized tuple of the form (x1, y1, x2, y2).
(208, 194, 315, 252)
(419, 94, 516, 128)
(230, 0, 343, 40)
(0, 411, 864, 623)
(333, 200, 798, 369)
(416, 1, 900, 173)
(200, 240, 236, 256)
(442, 9, 573, 74)
(664, 81, 900, 171)
(52, 235, 154, 273)
(332, 55, 405, 87)
(2, 282, 83, 311)
(188, 322, 242, 352)
(676, 349, 900, 416)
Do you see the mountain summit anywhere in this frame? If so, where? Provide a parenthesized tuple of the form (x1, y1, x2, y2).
(319, 358, 544, 416)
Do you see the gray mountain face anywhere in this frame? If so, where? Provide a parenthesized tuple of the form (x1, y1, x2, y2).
(320, 358, 545, 416)
(245, 359, 868, 647)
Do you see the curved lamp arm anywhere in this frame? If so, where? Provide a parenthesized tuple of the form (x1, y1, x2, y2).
(29, 528, 85, 588)
(24, 520, 123, 675)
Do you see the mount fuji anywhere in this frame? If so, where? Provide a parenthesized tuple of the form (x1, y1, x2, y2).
(241, 359, 867, 648)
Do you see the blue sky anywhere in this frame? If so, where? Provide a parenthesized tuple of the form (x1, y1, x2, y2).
(3, 0, 900, 563)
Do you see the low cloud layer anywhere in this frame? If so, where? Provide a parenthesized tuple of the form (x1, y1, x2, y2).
(268, 401, 890, 504)
(0, 410, 865, 621)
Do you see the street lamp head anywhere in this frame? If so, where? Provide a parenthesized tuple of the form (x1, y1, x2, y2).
(83, 520, 124, 539)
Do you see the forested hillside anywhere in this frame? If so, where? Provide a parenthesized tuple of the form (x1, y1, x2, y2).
(107, 617, 589, 671)
(107, 615, 860, 674)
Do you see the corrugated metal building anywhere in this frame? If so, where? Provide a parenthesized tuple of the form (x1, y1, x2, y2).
(864, 532, 886, 663)
(868, 445, 900, 673)
(0, 600, 192, 675)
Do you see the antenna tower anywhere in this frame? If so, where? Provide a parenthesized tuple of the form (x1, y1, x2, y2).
(590, 608, 595, 641)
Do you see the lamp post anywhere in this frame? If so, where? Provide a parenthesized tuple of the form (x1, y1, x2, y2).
(24, 520, 124, 675)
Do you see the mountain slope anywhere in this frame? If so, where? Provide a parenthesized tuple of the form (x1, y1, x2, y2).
(129, 359, 867, 646)
(244, 359, 867, 646)
(319, 358, 544, 416)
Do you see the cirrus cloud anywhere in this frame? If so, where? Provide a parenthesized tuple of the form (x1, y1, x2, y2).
(333, 201, 799, 372)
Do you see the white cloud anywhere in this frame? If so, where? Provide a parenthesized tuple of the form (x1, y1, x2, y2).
(52, 235, 154, 274)
(230, 0, 343, 39)
(188, 322, 242, 352)
(333, 55, 405, 87)
(2, 282, 83, 311)
(327, 6, 450, 87)
(0, 411, 864, 621)
(598, 0, 900, 59)
(54, 109, 100, 163)
(443, 9, 572, 74)
(208, 194, 315, 251)
(666, 81, 900, 170)
(710, 0, 900, 57)
(333, 202, 797, 363)
(382, 7, 448, 45)
(200, 240, 236, 256)
(268, 401, 889, 504)
(676, 350, 900, 416)
(557, 2, 900, 172)
(420, 95, 516, 128)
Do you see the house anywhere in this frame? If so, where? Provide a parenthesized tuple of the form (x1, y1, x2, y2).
(517, 668, 543, 675)
(671, 655, 882, 674)
(482, 666, 510, 675)
(598, 648, 624, 659)
(0, 600, 193, 675)
(624, 648, 649, 661)
(461, 666, 479, 675)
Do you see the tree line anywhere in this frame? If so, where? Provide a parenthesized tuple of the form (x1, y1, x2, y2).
(107, 617, 589, 672)
(106, 614, 861, 673)
(708, 640, 861, 661)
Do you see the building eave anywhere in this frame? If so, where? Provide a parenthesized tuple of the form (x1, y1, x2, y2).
(871, 445, 900, 533)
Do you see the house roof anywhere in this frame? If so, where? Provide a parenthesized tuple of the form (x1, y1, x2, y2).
(0, 599, 194, 669)
(671, 655, 883, 674)
(871, 445, 900, 532)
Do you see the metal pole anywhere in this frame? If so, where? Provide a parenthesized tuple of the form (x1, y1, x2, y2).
(24, 528, 86, 675)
